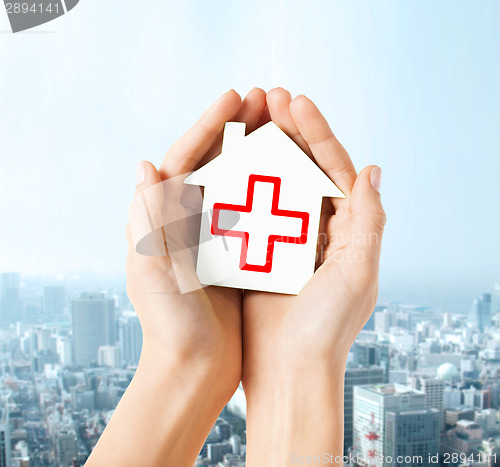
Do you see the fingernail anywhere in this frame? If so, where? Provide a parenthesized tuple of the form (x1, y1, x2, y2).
(217, 89, 235, 103)
(370, 166, 382, 193)
(136, 161, 146, 185)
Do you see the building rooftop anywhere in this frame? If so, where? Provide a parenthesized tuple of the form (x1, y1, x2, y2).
(365, 383, 424, 396)
(446, 405, 475, 413)
(456, 419, 480, 429)
(386, 407, 439, 416)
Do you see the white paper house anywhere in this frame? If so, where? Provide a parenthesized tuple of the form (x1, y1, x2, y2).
(184, 121, 345, 295)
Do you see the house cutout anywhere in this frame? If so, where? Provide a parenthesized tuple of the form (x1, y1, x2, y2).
(184, 121, 345, 295)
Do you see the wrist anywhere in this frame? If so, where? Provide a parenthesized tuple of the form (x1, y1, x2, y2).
(244, 359, 346, 406)
(243, 359, 346, 466)
(138, 338, 239, 407)
(243, 341, 349, 396)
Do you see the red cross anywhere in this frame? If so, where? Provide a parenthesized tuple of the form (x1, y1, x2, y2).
(211, 174, 309, 273)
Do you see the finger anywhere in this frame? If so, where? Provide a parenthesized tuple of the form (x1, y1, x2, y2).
(255, 103, 271, 128)
(127, 160, 168, 258)
(236, 87, 267, 134)
(159, 90, 242, 180)
(348, 166, 386, 269)
(200, 87, 267, 167)
(266, 87, 311, 156)
(289, 95, 357, 197)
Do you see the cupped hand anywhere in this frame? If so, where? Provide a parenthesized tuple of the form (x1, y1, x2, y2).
(125, 88, 267, 398)
(242, 88, 387, 387)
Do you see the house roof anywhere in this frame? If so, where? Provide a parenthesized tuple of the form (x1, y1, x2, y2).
(184, 121, 345, 198)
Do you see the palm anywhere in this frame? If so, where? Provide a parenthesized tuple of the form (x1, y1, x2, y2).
(243, 200, 364, 367)
(127, 252, 241, 360)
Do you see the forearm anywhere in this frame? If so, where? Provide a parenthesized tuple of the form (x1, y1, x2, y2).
(244, 362, 346, 466)
(86, 341, 229, 467)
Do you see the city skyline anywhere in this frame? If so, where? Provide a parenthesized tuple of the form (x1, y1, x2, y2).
(2, 268, 498, 317)
(1, 271, 500, 465)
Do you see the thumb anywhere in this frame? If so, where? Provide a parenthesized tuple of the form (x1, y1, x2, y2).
(349, 165, 386, 267)
(127, 160, 166, 256)
(135, 160, 163, 194)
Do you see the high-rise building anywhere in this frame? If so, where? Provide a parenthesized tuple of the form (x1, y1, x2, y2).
(352, 343, 390, 382)
(0, 272, 20, 324)
(97, 345, 121, 368)
(95, 385, 120, 410)
(344, 366, 385, 453)
(443, 312, 453, 328)
(476, 408, 497, 435)
(363, 306, 385, 331)
(491, 288, 500, 315)
(463, 386, 492, 410)
(441, 420, 483, 456)
(56, 336, 73, 367)
(207, 442, 232, 463)
(353, 342, 378, 366)
(353, 383, 427, 465)
(72, 293, 116, 367)
(389, 369, 409, 384)
(410, 376, 444, 431)
(230, 435, 241, 455)
(215, 418, 232, 441)
(0, 408, 11, 467)
(461, 357, 480, 380)
(70, 385, 95, 411)
(385, 408, 440, 466)
(119, 313, 143, 365)
(443, 387, 462, 409)
(374, 309, 395, 333)
(36, 327, 55, 352)
(444, 406, 474, 429)
(55, 428, 76, 467)
(43, 286, 66, 319)
(469, 293, 492, 333)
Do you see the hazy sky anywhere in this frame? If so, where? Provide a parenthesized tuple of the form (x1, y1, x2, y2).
(0, 1, 499, 311)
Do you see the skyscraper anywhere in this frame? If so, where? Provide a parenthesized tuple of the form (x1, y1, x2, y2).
(344, 366, 385, 453)
(36, 327, 55, 352)
(353, 342, 390, 382)
(410, 376, 444, 432)
(0, 408, 11, 467)
(119, 313, 143, 366)
(56, 336, 73, 367)
(385, 408, 440, 466)
(97, 345, 121, 368)
(353, 383, 428, 465)
(72, 293, 116, 367)
(55, 428, 76, 467)
(374, 309, 395, 333)
(469, 293, 492, 332)
(0, 272, 20, 324)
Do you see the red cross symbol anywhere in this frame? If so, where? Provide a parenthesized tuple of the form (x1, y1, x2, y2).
(211, 174, 309, 273)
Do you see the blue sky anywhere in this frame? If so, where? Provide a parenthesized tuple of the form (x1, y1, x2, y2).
(0, 0, 499, 311)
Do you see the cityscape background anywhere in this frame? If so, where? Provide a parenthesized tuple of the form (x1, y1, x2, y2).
(0, 274, 499, 466)
(1, 1, 499, 466)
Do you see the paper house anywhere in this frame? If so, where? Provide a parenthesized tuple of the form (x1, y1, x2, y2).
(184, 121, 345, 294)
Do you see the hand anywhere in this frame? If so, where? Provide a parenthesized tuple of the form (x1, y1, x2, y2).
(87, 88, 268, 467)
(126, 88, 269, 393)
(241, 88, 386, 464)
